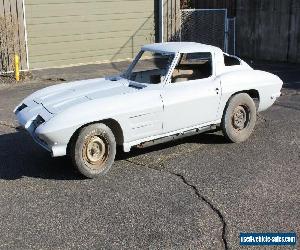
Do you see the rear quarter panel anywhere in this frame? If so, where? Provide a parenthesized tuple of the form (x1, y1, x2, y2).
(218, 69, 283, 118)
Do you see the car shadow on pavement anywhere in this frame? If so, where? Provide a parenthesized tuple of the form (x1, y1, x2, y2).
(0, 131, 83, 180)
(0, 130, 227, 180)
(116, 131, 228, 160)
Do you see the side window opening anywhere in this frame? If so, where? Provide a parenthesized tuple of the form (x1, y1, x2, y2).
(172, 52, 212, 83)
(224, 54, 241, 66)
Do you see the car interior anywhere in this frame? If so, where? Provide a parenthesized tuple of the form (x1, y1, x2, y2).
(224, 54, 241, 66)
(132, 68, 165, 84)
(172, 53, 213, 83)
(129, 52, 214, 84)
(129, 55, 173, 84)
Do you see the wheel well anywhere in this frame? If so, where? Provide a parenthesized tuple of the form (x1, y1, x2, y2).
(244, 89, 260, 101)
(101, 119, 124, 145)
(221, 89, 260, 124)
(232, 89, 260, 110)
(67, 119, 124, 155)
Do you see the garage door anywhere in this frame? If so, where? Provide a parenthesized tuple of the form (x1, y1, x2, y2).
(25, 0, 155, 69)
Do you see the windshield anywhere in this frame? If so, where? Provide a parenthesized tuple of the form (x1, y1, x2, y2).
(124, 50, 175, 84)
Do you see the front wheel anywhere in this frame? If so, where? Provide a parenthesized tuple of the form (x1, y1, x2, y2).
(221, 93, 257, 143)
(70, 123, 116, 178)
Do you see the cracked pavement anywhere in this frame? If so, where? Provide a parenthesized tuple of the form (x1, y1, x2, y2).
(0, 61, 299, 249)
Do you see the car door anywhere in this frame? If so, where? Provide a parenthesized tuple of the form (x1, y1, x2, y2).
(161, 52, 222, 133)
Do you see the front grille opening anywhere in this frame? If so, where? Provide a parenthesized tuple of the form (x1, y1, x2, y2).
(32, 115, 45, 129)
(16, 103, 27, 113)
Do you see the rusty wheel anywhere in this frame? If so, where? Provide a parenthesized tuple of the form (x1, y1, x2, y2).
(231, 105, 250, 131)
(222, 93, 256, 143)
(82, 135, 110, 170)
(71, 123, 116, 178)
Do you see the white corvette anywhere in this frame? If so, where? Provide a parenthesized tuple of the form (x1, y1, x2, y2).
(14, 42, 283, 178)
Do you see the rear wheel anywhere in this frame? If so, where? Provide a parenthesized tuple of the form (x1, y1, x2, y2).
(70, 123, 116, 178)
(222, 93, 257, 143)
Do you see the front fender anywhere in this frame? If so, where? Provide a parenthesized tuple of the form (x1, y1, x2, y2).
(36, 89, 164, 153)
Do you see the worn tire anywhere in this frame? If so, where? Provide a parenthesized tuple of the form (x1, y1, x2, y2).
(221, 93, 257, 143)
(70, 123, 116, 178)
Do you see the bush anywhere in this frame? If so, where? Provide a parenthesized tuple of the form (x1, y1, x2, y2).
(181, 0, 193, 9)
(0, 16, 19, 73)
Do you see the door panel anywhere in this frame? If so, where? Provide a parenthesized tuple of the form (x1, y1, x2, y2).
(162, 78, 221, 133)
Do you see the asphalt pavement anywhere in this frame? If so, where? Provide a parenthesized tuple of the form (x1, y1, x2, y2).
(0, 61, 299, 249)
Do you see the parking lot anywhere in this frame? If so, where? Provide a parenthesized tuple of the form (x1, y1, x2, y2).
(0, 61, 299, 249)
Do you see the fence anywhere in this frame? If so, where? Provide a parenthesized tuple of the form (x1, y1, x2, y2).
(191, 0, 237, 18)
(173, 9, 236, 55)
(0, 0, 28, 73)
(236, 0, 300, 63)
(227, 18, 236, 55)
(180, 9, 227, 51)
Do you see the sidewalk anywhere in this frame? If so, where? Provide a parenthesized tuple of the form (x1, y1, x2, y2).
(0, 60, 130, 88)
(30, 60, 130, 82)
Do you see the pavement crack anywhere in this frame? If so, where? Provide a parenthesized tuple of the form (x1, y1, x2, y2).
(125, 159, 147, 167)
(172, 173, 228, 250)
(257, 114, 267, 122)
(290, 133, 300, 150)
(125, 158, 228, 250)
(256, 114, 270, 129)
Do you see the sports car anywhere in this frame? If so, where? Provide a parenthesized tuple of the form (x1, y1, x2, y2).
(14, 42, 283, 178)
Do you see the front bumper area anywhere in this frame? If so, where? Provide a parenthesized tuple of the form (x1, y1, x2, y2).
(16, 110, 51, 152)
(14, 102, 67, 157)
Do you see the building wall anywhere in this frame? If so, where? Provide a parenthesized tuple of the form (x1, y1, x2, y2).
(236, 0, 300, 62)
(25, 0, 155, 69)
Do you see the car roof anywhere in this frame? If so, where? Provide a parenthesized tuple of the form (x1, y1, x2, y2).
(142, 42, 223, 54)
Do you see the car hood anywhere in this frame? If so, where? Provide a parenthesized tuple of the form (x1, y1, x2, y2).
(31, 78, 141, 114)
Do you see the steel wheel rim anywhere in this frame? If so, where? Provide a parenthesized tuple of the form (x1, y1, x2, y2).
(232, 105, 250, 131)
(83, 135, 109, 170)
